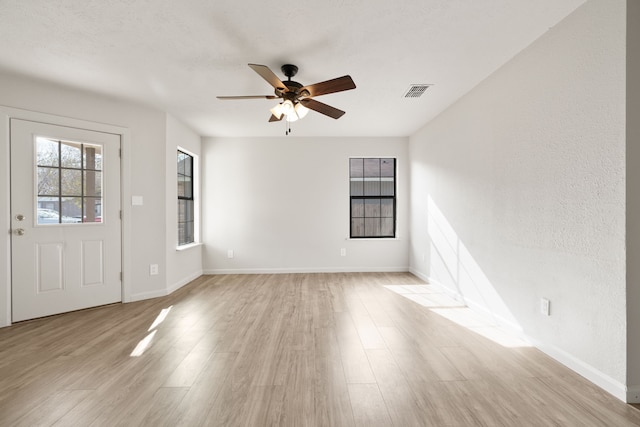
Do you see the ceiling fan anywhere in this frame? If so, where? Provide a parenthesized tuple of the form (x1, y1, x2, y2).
(217, 64, 356, 124)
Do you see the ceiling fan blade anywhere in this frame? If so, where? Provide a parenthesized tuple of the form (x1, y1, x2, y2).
(217, 95, 279, 100)
(301, 75, 356, 98)
(248, 64, 288, 92)
(269, 114, 283, 122)
(300, 98, 346, 119)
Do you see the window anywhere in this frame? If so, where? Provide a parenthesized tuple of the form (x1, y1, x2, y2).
(350, 158, 396, 238)
(177, 150, 194, 246)
(36, 137, 103, 225)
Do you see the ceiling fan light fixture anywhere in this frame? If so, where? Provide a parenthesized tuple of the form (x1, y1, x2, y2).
(281, 100, 295, 115)
(295, 102, 309, 119)
(285, 113, 299, 123)
(270, 103, 284, 119)
(279, 99, 301, 122)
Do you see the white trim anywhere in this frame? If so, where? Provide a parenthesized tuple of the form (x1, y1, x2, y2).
(0, 111, 11, 327)
(129, 289, 168, 302)
(167, 270, 202, 294)
(176, 242, 203, 251)
(628, 386, 640, 404)
(529, 337, 628, 402)
(411, 268, 631, 403)
(0, 105, 132, 321)
(130, 271, 203, 302)
(409, 267, 429, 282)
(121, 127, 132, 303)
(347, 237, 402, 241)
(203, 266, 410, 275)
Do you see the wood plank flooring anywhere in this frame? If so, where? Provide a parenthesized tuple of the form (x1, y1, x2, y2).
(1, 272, 639, 426)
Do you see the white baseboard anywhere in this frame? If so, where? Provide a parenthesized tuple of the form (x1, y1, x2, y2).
(409, 268, 631, 403)
(530, 337, 628, 402)
(167, 270, 203, 294)
(129, 270, 203, 302)
(203, 266, 410, 275)
(627, 386, 640, 404)
(409, 267, 429, 283)
(129, 288, 168, 302)
(409, 268, 466, 303)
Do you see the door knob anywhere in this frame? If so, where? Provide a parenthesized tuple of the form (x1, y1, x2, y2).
(15, 214, 25, 221)
(15, 228, 25, 236)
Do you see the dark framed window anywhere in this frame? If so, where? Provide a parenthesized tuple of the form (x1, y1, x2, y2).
(177, 150, 194, 245)
(350, 158, 396, 238)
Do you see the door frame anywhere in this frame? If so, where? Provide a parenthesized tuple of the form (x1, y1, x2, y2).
(0, 106, 133, 327)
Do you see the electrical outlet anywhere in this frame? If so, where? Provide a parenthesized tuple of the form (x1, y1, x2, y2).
(340, 248, 346, 257)
(540, 298, 550, 316)
(227, 249, 234, 259)
(150, 264, 159, 275)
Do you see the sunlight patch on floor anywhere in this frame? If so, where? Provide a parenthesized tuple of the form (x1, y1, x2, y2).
(130, 330, 157, 357)
(148, 305, 173, 331)
(130, 305, 174, 357)
(384, 284, 531, 348)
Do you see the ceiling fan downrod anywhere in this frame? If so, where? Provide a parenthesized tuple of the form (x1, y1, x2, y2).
(281, 64, 298, 80)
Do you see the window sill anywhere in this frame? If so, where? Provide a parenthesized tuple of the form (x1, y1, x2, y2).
(176, 242, 203, 251)
(347, 237, 401, 241)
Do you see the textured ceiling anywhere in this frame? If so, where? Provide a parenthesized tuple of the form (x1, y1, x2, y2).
(0, 0, 585, 137)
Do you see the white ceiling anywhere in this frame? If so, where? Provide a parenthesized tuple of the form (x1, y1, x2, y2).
(0, 0, 585, 138)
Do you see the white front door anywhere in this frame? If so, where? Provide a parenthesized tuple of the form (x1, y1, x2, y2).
(10, 119, 122, 322)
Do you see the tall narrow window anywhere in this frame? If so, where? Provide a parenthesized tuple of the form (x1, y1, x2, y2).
(350, 158, 396, 238)
(177, 150, 194, 246)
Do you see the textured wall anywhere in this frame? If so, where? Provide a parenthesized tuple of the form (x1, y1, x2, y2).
(202, 137, 409, 273)
(409, 0, 626, 389)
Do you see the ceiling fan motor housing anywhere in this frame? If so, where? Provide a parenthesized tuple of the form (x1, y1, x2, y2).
(274, 64, 303, 97)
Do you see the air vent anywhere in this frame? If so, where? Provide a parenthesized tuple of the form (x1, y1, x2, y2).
(403, 84, 432, 98)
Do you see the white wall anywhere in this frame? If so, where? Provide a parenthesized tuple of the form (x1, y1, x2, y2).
(409, 0, 628, 399)
(0, 71, 177, 321)
(627, 0, 640, 402)
(202, 136, 409, 273)
(166, 114, 203, 293)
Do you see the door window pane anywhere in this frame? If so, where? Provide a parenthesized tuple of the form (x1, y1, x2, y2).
(60, 141, 82, 168)
(37, 167, 59, 196)
(35, 137, 104, 225)
(36, 138, 59, 166)
(61, 169, 82, 196)
(83, 171, 102, 197)
(83, 145, 102, 171)
(83, 197, 101, 222)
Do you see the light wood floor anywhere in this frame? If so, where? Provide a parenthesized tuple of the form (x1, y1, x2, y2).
(1, 272, 639, 426)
